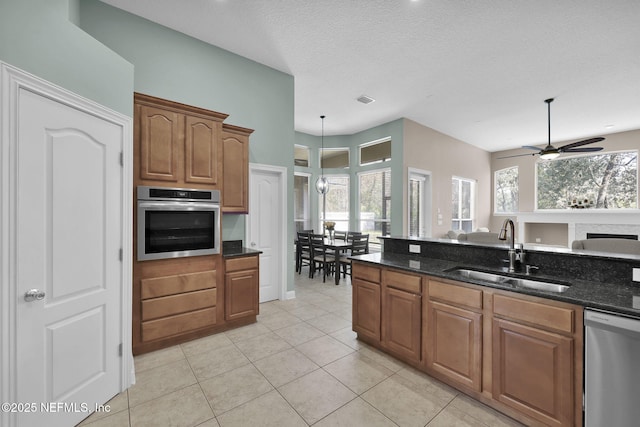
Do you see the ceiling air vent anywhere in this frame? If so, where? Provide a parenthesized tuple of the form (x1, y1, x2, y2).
(357, 95, 375, 104)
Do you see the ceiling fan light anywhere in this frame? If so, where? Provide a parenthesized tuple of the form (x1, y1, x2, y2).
(540, 151, 560, 160)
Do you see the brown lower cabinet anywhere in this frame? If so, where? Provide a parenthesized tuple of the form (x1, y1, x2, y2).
(351, 261, 583, 427)
(225, 255, 259, 321)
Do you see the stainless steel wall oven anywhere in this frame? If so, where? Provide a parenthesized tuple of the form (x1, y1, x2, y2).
(137, 186, 220, 261)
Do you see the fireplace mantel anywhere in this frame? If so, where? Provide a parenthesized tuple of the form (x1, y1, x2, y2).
(516, 211, 640, 246)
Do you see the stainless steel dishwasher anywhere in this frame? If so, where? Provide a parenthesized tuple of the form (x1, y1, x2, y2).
(584, 309, 640, 426)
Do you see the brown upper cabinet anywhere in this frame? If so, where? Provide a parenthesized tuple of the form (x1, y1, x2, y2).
(134, 93, 228, 188)
(222, 124, 253, 213)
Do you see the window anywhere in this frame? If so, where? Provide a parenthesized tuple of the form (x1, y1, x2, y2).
(294, 173, 311, 232)
(319, 175, 349, 231)
(495, 166, 519, 213)
(537, 151, 638, 209)
(360, 138, 391, 166)
(452, 177, 476, 232)
(408, 169, 430, 237)
(320, 148, 349, 169)
(294, 145, 309, 167)
(359, 169, 391, 243)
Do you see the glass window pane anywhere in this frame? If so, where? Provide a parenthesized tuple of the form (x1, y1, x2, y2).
(294, 145, 309, 167)
(359, 169, 391, 243)
(294, 174, 310, 232)
(360, 139, 391, 165)
(451, 179, 459, 221)
(321, 148, 349, 169)
(321, 175, 349, 231)
(495, 166, 519, 213)
(537, 151, 638, 209)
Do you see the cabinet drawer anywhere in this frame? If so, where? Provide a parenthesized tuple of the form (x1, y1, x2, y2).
(225, 255, 258, 273)
(142, 307, 216, 341)
(141, 270, 216, 299)
(428, 279, 482, 310)
(353, 263, 381, 283)
(142, 288, 217, 321)
(493, 294, 574, 334)
(383, 269, 422, 294)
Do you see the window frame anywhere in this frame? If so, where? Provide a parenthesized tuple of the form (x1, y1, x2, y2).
(451, 175, 476, 232)
(294, 172, 312, 232)
(320, 147, 350, 169)
(318, 174, 350, 232)
(357, 167, 392, 246)
(534, 150, 638, 211)
(294, 144, 310, 167)
(359, 137, 392, 166)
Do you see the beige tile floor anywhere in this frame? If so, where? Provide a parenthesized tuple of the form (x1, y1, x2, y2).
(77, 272, 524, 427)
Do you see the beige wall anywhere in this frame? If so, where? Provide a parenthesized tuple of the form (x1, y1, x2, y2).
(403, 119, 492, 238)
(489, 128, 640, 232)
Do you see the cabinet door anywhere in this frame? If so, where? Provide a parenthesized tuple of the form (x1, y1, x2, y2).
(222, 132, 249, 213)
(139, 105, 181, 182)
(352, 278, 381, 342)
(382, 287, 421, 362)
(426, 300, 482, 391)
(225, 269, 258, 321)
(492, 318, 573, 426)
(185, 115, 220, 185)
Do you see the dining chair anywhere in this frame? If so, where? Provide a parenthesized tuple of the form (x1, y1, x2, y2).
(340, 234, 369, 278)
(296, 231, 313, 275)
(334, 230, 347, 241)
(310, 234, 336, 282)
(346, 231, 362, 242)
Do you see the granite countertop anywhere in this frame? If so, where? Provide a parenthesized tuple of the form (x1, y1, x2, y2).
(351, 252, 640, 318)
(222, 247, 262, 258)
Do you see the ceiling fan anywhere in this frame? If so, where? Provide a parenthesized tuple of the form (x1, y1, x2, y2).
(498, 98, 605, 160)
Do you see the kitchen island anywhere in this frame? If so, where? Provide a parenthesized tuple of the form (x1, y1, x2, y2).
(350, 236, 640, 427)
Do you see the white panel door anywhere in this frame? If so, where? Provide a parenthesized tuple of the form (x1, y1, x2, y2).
(248, 167, 283, 302)
(14, 87, 123, 426)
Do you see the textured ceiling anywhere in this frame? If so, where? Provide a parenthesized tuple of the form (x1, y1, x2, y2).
(99, 0, 640, 152)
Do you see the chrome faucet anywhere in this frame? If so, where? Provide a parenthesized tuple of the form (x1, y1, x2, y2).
(498, 218, 523, 272)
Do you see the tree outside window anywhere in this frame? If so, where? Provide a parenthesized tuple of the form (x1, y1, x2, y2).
(495, 166, 518, 213)
(537, 151, 637, 209)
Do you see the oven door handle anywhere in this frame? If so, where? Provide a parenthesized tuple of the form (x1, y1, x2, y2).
(138, 201, 219, 211)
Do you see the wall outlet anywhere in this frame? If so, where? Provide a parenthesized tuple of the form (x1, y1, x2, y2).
(535, 237, 542, 243)
(633, 268, 640, 282)
(409, 244, 421, 254)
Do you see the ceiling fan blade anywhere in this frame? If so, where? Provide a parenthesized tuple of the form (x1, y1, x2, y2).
(522, 145, 542, 151)
(496, 153, 537, 159)
(561, 147, 604, 153)
(558, 137, 605, 151)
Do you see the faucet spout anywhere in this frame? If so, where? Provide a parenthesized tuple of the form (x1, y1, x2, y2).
(499, 218, 519, 272)
(499, 218, 515, 250)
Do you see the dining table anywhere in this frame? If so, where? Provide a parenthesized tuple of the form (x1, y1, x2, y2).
(323, 238, 352, 285)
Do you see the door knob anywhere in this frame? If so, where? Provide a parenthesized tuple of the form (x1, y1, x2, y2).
(24, 289, 45, 302)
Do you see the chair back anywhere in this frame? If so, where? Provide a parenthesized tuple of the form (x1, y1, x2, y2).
(297, 231, 311, 248)
(351, 234, 369, 255)
(334, 230, 347, 241)
(347, 231, 362, 242)
(309, 233, 326, 255)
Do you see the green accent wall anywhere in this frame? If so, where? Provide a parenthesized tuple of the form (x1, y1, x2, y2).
(0, 0, 134, 116)
(79, 0, 296, 291)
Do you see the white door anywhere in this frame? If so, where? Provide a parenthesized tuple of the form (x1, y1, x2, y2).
(247, 165, 285, 302)
(13, 83, 123, 426)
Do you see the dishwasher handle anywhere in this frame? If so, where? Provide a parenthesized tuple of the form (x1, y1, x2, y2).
(585, 309, 640, 334)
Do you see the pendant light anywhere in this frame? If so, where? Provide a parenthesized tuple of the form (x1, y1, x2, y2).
(315, 115, 330, 194)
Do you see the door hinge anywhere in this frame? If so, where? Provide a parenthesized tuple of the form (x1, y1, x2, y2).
(118, 343, 123, 357)
(119, 151, 124, 166)
(119, 248, 123, 261)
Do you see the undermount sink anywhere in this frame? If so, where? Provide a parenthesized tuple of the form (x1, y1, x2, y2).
(446, 267, 571, 293)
